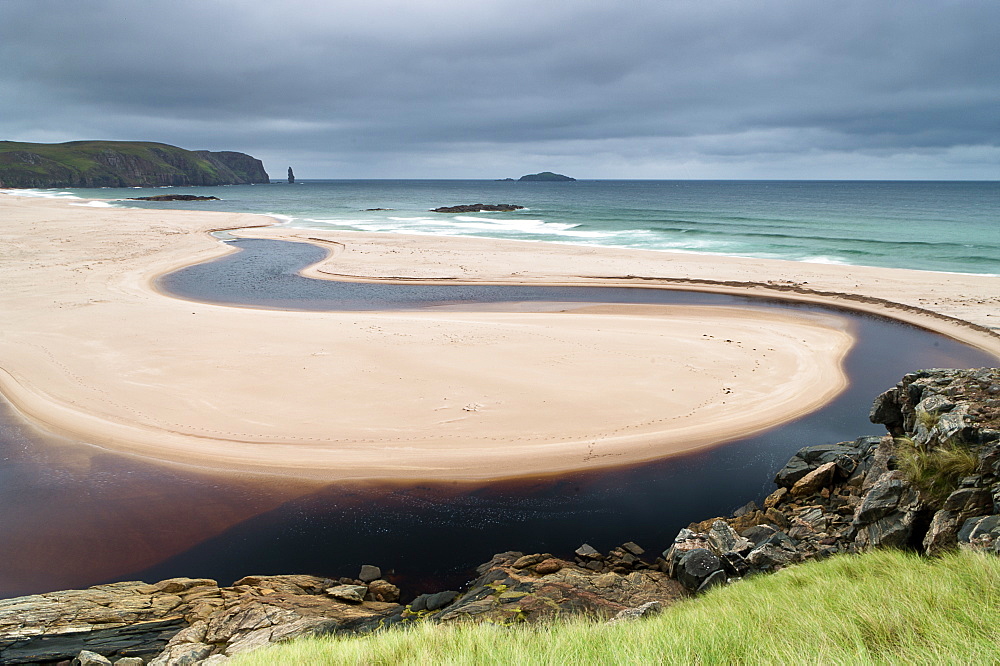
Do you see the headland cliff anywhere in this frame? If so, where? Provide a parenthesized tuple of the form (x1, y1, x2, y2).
(0, 141, 269, 188)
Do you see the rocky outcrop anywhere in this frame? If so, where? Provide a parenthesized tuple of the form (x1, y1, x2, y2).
(430, 203, 525, 213)
(658, 368, 1000, 593)
(0, 141, 269, 188)
(127, 195, 220, 202)
(0, 545, 686, 664)
(0, 572, 400, 664)
(868, 368, 1000, 555)
(425, 546, 685, 625)
(303, 544, 685, 636)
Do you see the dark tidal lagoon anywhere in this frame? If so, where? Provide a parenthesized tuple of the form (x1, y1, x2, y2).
(0, 238, 995, 599)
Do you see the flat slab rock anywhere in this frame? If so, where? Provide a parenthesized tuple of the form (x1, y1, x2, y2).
(0, 575, 400, 664)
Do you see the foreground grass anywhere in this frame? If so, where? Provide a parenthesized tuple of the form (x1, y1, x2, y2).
(232, 549, 1000, 665)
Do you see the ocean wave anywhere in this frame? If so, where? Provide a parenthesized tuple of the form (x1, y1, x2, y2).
(449, 216, 578, 233)
(0, 188, 83, 199)
(69, 201, 117, 208)
(654, 238, 735, 251)
(801, 255, 851, 265)
(306, 216, 674, 247)
(665, 225, 996, 252)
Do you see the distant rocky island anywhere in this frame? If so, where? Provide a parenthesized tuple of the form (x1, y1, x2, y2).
(496, 171, 575, 182)
(519, 171, 575, 181)
(0, 140, 270, 188)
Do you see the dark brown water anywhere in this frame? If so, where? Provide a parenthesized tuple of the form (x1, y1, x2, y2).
(0, 238, 994, 599)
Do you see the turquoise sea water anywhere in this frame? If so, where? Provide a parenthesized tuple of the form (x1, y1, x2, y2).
(11, 180, 1000, 275)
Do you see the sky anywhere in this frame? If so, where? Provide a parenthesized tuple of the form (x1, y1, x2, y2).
(1, 0, 998, 180)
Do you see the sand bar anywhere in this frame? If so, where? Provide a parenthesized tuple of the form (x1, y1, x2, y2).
(0, 194, 997, 481)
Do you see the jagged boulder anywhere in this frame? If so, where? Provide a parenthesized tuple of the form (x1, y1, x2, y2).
(959, 515, 1000, 553)
(790, 461, 838, 497)
(773, 437, 881, 488)
(673, 550, 723, 591)
(609, 601, 663, 623)
(364, 580, 400, 603)
(924, 487, 995, 554)
(357, 565, 381, 583)
(410, 591, 459, 613)
(72, 650, 113, 666)
(325, 585, 368, 603)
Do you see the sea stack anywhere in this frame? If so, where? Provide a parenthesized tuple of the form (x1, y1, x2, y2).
(288, 167, 295, 184)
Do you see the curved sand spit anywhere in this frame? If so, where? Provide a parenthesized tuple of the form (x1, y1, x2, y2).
(1, 194, 998, 482)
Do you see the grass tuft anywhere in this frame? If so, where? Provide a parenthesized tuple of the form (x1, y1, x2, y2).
(916, 409, 941, 430)
(230, 549, 1000, 665)
(895, 437, 979, 503)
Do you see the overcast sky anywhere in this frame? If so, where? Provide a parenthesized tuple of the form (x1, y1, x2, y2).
(2, 0, 997, 179)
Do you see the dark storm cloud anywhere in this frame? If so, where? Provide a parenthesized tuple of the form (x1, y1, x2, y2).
(1, 0, 997, 178)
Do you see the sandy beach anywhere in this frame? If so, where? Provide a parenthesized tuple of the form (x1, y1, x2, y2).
(1, 194, 998, 482)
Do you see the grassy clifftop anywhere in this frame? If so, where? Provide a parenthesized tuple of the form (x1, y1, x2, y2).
(232, 549, 1000, 665)
(0, 140, 270, 188)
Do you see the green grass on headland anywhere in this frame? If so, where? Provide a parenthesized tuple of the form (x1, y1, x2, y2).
(232, 549, 1000, 665)
(0, 140, 267, 187)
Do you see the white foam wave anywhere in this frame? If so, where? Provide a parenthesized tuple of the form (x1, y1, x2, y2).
(801, 255, 850, 265)
(656, 239, 731, 250)
(297, 215, 665, 245)
(302, 217, 376, 226)
(69, 200, 116, 208)
(0, 188, 83, 199)
(266, 213, 297, 225)
(341, 222, 402, 232)
(449, 216, 579, 233)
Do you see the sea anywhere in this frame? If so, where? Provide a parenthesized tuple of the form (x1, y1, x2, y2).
(8, 179, 999, 275)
